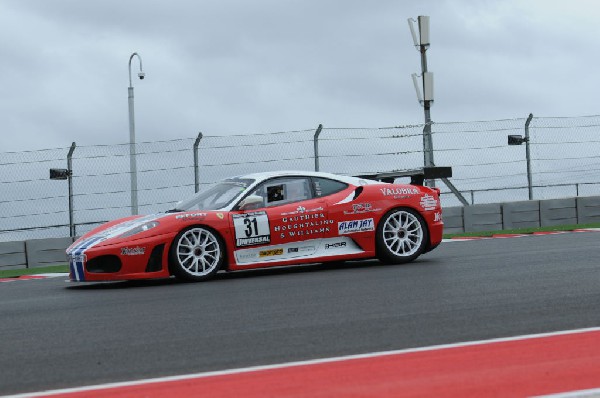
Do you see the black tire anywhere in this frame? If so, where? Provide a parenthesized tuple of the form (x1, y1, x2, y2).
(376, 208, 429, 264)
(168, 226, 224, 282)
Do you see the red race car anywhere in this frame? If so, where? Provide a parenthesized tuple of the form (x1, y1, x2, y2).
(66, 168, 450, 282)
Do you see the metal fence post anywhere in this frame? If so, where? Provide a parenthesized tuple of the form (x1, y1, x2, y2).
(67, 142, 76, 238)
(525, 113, 534, 200)
(313, 124, 323, 172)
(193, 132, 203, 193)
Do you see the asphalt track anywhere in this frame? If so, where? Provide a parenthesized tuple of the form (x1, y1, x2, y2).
(1, 231, 599, 396)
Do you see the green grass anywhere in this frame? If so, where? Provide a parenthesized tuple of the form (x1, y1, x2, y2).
(444, 222, 600, 239)
(0, 264, 68, 278)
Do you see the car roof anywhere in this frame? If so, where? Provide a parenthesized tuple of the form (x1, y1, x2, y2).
(232, 170, 378, 186)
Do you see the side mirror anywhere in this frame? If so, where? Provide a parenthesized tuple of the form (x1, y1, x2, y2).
(239, 195, 263, 211)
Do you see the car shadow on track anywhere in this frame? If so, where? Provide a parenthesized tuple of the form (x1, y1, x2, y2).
(65, 258, 439, 289)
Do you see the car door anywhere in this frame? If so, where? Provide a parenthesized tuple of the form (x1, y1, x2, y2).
(230, 176, 331, 265)
(312, 176, 372, 255)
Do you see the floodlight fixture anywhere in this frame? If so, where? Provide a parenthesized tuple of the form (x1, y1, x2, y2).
(411, 73, 423, 104)
(418, 16, 430, 47)
(508, 135, 527, 145)
(423, 72, 434, 102)
(407, 16, 430, 48)
(50, 168, 71, 180)
(407, 18, 419, 48)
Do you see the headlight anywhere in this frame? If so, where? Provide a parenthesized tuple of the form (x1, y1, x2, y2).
(120, 221, 160, 238)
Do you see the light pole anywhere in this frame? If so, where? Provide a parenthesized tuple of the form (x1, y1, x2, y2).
(128, 52, 145, 215)
(49, 142, 77, 238)
(407, 17, 469, 206)
(508, 113, 534, 200)
(408, 16, 435, 187)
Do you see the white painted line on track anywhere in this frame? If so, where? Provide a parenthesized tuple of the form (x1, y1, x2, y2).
(534, 387, 600, 397)
(4, 326, 600, 398)
(442, 228, 600, 243)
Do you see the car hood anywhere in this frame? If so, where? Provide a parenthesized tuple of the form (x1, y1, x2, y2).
(67, 213, 168, 253)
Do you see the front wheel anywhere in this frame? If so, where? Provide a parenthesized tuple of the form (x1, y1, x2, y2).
(376, 208, 428, 264)
(169, 226, 224, 282)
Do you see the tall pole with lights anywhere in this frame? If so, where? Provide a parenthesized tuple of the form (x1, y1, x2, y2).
(128, 52, 145, 215)
(408, 16, 435, 187)
(407, 18, 469, 205)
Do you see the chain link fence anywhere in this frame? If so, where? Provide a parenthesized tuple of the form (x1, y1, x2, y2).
(2, 115, 600, 242)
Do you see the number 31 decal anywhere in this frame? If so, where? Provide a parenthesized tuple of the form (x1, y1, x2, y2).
(244, 217, 259, 237)
(233, 211, 271, 247)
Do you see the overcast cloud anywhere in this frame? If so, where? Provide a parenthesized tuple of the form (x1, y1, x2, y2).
(1, 0, 599, 152)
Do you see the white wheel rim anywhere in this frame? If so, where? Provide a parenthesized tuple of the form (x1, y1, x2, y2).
(382, 211, 423, 257)
(176, 228, 220, 276)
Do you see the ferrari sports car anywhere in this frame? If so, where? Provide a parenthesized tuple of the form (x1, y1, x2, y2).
(66, 168, 451, 282)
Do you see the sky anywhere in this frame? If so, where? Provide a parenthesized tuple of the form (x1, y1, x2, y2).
(1, 0, 599, 153)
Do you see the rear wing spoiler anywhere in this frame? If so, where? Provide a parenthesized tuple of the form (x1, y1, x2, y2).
(355, 166, 452, 186)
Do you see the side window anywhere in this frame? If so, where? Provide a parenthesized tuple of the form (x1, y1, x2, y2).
(266, 184, 285, 204)
(313, 178, 348, 197)
(248, 177, 312, 208)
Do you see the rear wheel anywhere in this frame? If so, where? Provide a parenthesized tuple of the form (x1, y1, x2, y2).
(169, 226, 224, 282)
(376, 208, 428, 264)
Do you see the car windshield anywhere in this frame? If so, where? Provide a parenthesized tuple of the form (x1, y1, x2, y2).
(170, 178, 254, 211)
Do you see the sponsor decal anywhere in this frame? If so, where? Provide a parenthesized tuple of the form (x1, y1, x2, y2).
(69, 254, 86, 263)
(344, 203, 381, 215)
(380, 187, 419, 196)
(434, 212, 442, 222)
(338, 218, 374, 235)
(175, 212, 207, 220)
(282, 213, 325, 223)
(274, 212, 334, 238)
(420, 194, 438, 211)
(259, 248, 284, 257)
(280, 206, 324, 216)
(233, 211, 271, 247)
(216, 213, 225, 219)
(236, 235, 270, 247)
(325, 242, 347, 249)
(288, 246, 315, 253)
(237, 252, 258, 260)
(121, 247, 145, 256)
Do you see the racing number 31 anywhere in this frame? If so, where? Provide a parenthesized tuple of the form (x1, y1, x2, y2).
(244, 217, 259, 237)
(233, 211, 271, 247)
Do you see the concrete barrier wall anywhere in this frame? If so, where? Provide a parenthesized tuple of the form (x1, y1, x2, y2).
(444, 195, 600, 234)
(0, 241, 27, 271)
(503, 200, 540, 229)
(463, 203, 502, 232)
(25, 237, 73, 268)
(0, 238, 72, 271)
(576, 196, 600, 224)
(540, 198, 577, 227)
(442, 206, 464, 234)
